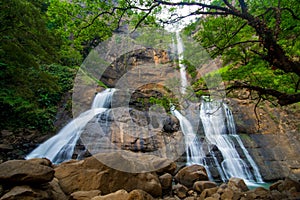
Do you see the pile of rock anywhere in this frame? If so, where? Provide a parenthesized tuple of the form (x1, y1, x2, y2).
(0, 158, 67, 199)
(0, 153, 299, 200)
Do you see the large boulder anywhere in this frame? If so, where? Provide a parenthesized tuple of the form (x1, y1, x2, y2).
(70, 190, 101, 200)
(127, 189, 154, 200)
(0, 158, 54, 185)
(193, 181, 217, 193)
(172, 184, 188, 199)
(227, 177, 249, 192)
(174, 164, 208, 188)
(159, 173, 173, 190)
(54, 152, 163, 197)
(0, 180, 66, 200)
(91, 189, 129, 200)
(0, 185, 49, 200)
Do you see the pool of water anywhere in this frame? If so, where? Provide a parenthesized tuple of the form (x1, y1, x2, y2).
(246, 181, 273, 190)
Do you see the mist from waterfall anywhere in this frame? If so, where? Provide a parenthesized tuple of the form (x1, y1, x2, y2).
(26, 88, 116, 163)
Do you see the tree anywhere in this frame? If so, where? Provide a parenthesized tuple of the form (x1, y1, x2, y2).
(108, 0, 300, 106)
(0, 0, 74, 131)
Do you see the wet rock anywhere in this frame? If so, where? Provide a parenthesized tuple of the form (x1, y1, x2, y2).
(269, 180, 284, 191)
(0, 159, 54, 184)
(175, 165, 208, 188)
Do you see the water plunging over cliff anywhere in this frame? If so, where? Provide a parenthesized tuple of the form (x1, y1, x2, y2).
(200, 99, 263, 183)
(172, 31, 263, 183)
(176, 32, 188, 94)
(26, 88, 116, 163)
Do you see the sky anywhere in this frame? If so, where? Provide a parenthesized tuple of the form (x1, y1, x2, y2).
(158, 2, 200, 32)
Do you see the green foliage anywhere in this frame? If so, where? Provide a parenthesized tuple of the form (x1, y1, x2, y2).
(181, 59, 197, 79)
(149, 96, 171, 112)
(45, 0, 122, 63)
(187, 0, 300, 101)
(0, 0, 78, 132)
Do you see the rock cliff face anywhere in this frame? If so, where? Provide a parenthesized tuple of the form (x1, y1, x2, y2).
(72, 46, 300, 182)
(78, 106, 184, 160)
(227, 97, 300, 182)
(1, 47, 299, 184)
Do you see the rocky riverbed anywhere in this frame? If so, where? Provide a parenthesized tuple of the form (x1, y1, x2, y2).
(0, 153, 299, 200)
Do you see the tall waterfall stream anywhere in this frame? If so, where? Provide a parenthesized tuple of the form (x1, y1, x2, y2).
(26, 33, 263, 185)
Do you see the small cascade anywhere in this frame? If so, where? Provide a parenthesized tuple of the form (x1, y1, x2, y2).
(200, 98, 263, 183)
(171, 105, 213, 180)
(26, 88, 116, 163)
(92, 88, 116, 108)
(223, 104, 264, 183)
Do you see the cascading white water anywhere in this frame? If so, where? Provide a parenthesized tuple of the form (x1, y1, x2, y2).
(171, 106, 213, 180)
(172, 31, 263, 184)
(92, 88, 116, 108)
(171, 107, 202, 164)
(223, 104, 264, 183)
(173, 32, 214, 179)
(26, 88, 115, 163)
(200, 99, 263, 182)
(176, 32, 188, 94)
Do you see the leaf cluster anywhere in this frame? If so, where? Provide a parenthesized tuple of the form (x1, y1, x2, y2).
(0, 0, 77, 132)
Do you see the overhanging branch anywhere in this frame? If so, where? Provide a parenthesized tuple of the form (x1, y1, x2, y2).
(228, 81, 300, 106)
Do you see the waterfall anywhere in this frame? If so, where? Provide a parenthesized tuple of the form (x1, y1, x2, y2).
(223, 104, 264, 183)
(176, 32, 188, 94)
(171, 106, 213, 180)
(200, 98, 263, 183)
(92, 88, 115, 109)
(26, 88, 115, 163)
(171, 31, 263, 184)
